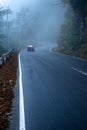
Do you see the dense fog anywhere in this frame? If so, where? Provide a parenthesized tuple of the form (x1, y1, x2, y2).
(3, 0, 67, 48)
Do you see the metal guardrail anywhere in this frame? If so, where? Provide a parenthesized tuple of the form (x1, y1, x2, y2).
(0, 48, 15, 68)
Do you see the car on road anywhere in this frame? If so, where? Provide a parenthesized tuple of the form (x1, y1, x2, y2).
(27, 45, 35, 52)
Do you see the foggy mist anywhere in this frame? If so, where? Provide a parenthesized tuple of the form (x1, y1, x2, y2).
(8, 0, 67, 48)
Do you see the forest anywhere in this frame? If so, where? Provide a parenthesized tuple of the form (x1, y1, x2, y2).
(0, 6, 11, 56)
(0, 0, 87, 58)
(57, 0, 87, 58)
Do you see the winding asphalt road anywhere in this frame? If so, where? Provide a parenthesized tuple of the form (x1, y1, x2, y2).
(19, 45, 87, 130)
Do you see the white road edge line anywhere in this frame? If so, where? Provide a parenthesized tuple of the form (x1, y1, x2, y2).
(72, 67, 87, 76)
(19, 54, 26, 130)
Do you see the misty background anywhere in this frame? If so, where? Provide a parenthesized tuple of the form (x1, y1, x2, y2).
(0, 0, 67, 49)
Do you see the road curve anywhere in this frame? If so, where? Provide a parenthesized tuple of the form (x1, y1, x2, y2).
(19, 47, 87, 130)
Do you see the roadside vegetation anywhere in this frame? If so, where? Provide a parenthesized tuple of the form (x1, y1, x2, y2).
(0, 52, 18, 130)
(55, 0, 87, 59)
(0, 7, 7, 56)
(0, 5, 18, 130)
(0, 5, 14, 53)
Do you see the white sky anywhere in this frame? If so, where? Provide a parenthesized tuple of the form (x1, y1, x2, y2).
(0, 0, 37, 12)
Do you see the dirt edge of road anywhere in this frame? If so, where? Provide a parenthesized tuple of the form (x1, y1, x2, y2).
(52, 47, 87, 60)
(0, 52, 18, 130)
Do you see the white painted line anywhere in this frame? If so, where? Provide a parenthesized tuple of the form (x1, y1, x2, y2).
(19, 54, 26, 130)
(72, 67, 87, 76)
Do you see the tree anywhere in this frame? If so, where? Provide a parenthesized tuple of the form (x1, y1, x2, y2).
(0, 6, 5, 44)
(10, 6, 38, 49)
(0, 5, 12, 51)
